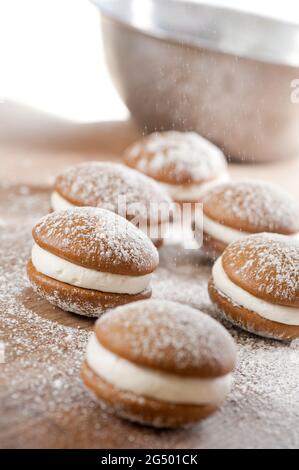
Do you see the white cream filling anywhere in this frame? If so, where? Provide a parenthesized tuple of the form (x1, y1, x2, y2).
(31, 243, 151, 295)
(202, 213, 250, 245)
(51, 191, 167, 241)
(51, 191, 75, 210)
(213, 257, 299, 326)
(201, 214, 299, 246)
(86, 334, 233, 405)
(161, 173, 229, 201)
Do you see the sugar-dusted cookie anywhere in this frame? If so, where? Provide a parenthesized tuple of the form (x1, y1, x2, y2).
(196, 180, 299, 256)
(209, 233, 299, 340)
(82, 299, 236, 428)
(124, 131, 228, 202)
(51, 161, 172, 247)
(27, 208, 159, 317)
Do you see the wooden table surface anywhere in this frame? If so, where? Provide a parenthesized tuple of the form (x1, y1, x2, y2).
(0, 101, 298, 449)
(1, 100, 299, 196)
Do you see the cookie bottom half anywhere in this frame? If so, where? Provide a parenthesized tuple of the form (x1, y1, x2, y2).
(27, 260, 151, 317)
(208, 279, 299, 341)
(81, 362, 218, 428)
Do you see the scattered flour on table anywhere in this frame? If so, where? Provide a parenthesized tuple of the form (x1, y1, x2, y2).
(0, 185, 298, 448)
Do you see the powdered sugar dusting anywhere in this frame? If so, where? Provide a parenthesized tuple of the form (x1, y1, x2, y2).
(0, 185, 299, 448)
(34, 207, 159, 275)
(223, 233, 299, 304)
(203, 180, 299, 233)
(55, 161, 171, 221)
(30, 281, 103, 318)
(124, 131, 227, 184)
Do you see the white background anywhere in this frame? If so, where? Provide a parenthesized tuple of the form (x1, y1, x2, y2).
(0, 0, 298, 123)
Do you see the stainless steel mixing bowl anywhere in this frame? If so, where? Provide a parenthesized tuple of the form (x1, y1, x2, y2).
(92, 0, 299, 162)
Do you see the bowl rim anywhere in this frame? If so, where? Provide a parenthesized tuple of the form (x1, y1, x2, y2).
(91, 0, 299, 68)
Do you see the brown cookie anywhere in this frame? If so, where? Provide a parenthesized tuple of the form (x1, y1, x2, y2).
(209, 234, 299, 340)
(199, 180, 299, 256)
(82, 299, 236, 428)
(52, 161, 172, 246)
(222, 234, 299, 307)
(124, 131, 228, 201)
(28, 208, 158, 317)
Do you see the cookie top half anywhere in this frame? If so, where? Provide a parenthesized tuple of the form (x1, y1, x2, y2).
(203, 180, 299, 235)
(222, 234, 299, 307)
(55, 161, 171, 223)
(33, 208, 159, 276)
(124, 131, 227, 185)
(95, 299, 236, 378)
